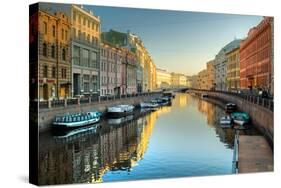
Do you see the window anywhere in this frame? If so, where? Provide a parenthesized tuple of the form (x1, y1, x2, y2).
(83, 17, 86, 25)
(61, 68, 67, 79)
(82, 49, 89, 67)
(65, 30, 67, 40)
(51, 45, 55, 58)
(73, 11, 76, 21)
(62, 48, 66, 61)
(52, 67, 56, 78)
(72, 28, 76, 38)
(43, 43, 47, 57)
(88, 20, 90, 28)
(43, 65, 48, 78)
(73, 46, 80, 65)
(95, 37, 99, 46)
(92, 22, 95, 30)
(43, 22, 47, 34)
(83, 75, 90, 92)
(87, 34, 90, 42)
(96, 25, 99, 32)
(82, 32, 86, 41)
(91, 52, 97, 68)
(52, 25, 55, 37)
(78, 30, 81, 40)
(78, 15, 81, 23)
(61, 29, 64, 40)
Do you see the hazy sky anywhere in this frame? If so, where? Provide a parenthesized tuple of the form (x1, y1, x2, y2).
(86, 5, 262, 75)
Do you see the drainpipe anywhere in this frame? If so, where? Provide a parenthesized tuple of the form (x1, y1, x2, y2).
(56, 19, 59, 99)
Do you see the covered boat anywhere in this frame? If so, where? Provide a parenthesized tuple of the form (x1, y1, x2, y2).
(53, 111, 102, 128)
(231, 112, 250, 127)
(225, 103, 237, 112)
(220, 115, 233, 128)
(107, 104, 135, 117)
(163, 91, 175, 98)
(140, 101, 159, 108)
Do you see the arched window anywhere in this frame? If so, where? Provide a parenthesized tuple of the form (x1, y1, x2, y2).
(62, 48, 66, 61)
(43, 43, 47, 57)
(51, 45, 55, 58)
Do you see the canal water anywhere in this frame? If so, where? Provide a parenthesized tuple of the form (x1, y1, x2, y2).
(38, 93, 259, 185)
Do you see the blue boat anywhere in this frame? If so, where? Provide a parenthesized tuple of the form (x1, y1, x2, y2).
(231, 112, 250, 127)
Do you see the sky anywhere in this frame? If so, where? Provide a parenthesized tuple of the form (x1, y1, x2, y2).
(40, 3, 262, 76)
(85, 5, 262, 75)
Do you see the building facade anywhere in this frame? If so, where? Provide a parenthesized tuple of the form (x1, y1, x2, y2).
(185, 76, 192, 88)
(191, 75, 198, 89)
(100, 43, 122, 96)
(136, 64, 143, 93)
(156, 68, 172, 89)
(171, 73, 187, 88)
(197, 69, 208, 89)
(214, 39, 241, 91)
(120, 48, 137, 94)
(206, 60, 215, 90)
(71, 5, 100, 97)
(38, 10, 71, 100)
(226, 47, 240, 91)
(102, 29, 156, 92)
(240, 17, 273, 94)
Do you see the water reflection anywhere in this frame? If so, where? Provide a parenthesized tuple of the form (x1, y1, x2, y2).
(38, 93, 259, 185)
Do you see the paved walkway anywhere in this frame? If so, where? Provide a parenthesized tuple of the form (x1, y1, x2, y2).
(238, 135, 273, 173)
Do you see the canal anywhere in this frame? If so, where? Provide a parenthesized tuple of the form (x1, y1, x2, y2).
(38, 93, 260, 185)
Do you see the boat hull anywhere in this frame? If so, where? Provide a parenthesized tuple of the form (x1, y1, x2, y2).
(53, 117, 100, 129)
(107, 111, 133, 118)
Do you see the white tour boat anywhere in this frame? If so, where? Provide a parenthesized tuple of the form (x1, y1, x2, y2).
(53, 111, 102, 128)
(107, 104, 135, 117)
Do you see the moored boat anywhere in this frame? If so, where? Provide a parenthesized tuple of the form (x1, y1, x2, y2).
(225, 103, 237, 112)
(107, 104, 135, 117)
(163, 91, 175, 98)
(231, 112, 250, 129)
(140, 101, 159, 108)
(220, 115, 233, 128)
(53, 111, 102, 128)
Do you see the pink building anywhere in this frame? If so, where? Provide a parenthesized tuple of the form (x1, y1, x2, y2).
(100, 43, 122, 96)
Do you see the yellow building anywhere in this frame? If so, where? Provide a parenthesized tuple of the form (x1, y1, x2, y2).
(71, 5, 101, 97)
(151, 63, 157, 90)
(206, 59, 215, 90)
(185, 76, 192, 87)
(38, 10, 71, 100)
(197, 69, 208, 89)
(128, 32, 157, 92)
(171, 73, 187, 88)
(156, 68, 172, 89)
(226, 47, 240, 91)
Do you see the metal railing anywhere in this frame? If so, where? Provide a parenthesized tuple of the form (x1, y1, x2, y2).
(38, 91, 162, 109)
(190, 89, 274, 112)
(232, 133, 239, 174)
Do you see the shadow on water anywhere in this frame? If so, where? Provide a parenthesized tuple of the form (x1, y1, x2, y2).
(38, 93, 260, 185)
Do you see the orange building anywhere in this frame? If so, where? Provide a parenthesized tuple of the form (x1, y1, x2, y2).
(240, 17, 273, 93)
(37, 10, 71, 100)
